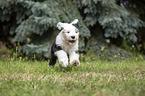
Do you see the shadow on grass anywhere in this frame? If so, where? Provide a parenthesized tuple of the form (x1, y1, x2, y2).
(48, 65, 80, 72)
(55, 66, 74, 72)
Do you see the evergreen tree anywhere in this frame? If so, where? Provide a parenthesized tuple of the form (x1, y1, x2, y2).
(0, 0, 90, 58)
(0, 0, 145, 59)
(74, 0, 145, 42)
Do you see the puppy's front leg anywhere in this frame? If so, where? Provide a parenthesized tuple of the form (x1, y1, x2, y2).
(69, 50, 80, 66)
(55, 50, 68, 67)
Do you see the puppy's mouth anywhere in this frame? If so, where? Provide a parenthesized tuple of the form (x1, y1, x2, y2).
(69, 40, 76, 43)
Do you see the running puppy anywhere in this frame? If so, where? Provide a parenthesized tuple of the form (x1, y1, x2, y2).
(49, 19, 80, 67)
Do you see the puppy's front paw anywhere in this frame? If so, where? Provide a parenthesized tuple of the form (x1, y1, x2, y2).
(71, 60, 80, 66)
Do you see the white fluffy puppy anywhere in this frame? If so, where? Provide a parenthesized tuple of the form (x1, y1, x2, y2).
(49, 19, 80, 67)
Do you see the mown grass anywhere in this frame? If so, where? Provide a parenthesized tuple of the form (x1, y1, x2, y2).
(0, 57, 145, 96)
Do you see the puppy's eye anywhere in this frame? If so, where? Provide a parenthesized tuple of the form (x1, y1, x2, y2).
(67, 32, 70, 33)
(75, 29, 79, 33)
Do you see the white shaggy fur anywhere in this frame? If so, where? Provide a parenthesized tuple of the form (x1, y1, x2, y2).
(49, 19, 80, 67)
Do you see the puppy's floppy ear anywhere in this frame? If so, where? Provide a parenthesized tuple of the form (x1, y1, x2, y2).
(71, 19, 79, 29)
(57, 22, 64, 30)
(70, 19, 78, 24)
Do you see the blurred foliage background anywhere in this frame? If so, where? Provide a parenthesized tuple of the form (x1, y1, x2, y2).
(0, 0, 145, 60)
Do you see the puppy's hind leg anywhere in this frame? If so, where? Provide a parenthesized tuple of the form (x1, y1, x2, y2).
(49, 54, 57, 67)
(49, 40, 58, 67)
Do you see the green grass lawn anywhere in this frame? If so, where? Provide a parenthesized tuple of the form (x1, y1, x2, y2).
(0, 57, 145, 96)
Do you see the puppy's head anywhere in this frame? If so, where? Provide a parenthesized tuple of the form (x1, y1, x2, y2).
(57, 19, 79, 44)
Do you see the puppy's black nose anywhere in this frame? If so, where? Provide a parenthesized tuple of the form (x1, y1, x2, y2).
(71, 36, 75, 39)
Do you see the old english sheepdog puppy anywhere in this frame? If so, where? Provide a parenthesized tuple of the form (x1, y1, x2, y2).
(49, 19, 80, 67)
